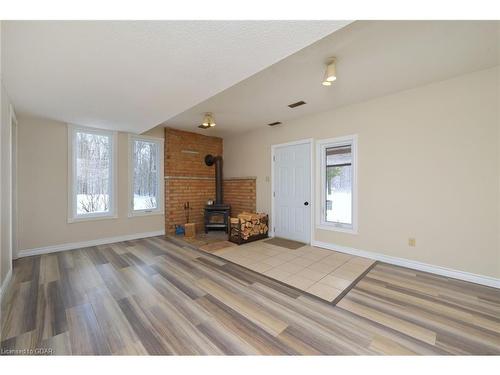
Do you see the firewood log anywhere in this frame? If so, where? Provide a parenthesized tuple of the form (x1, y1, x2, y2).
(238, 213, 253, 221)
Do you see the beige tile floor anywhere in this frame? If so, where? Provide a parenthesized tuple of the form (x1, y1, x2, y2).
(211, 239, 375, 302)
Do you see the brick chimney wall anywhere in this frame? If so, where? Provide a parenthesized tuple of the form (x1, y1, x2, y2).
(164, 127, 258, 235)
(223, 177, 256, 217)
(165, 128, 222, 234)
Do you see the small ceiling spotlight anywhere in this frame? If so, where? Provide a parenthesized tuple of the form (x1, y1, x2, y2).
(198, 112, 216, 129)
(322, 57, 337, 86)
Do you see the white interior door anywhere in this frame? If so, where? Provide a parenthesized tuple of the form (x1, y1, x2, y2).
(273, 141, 311, 243)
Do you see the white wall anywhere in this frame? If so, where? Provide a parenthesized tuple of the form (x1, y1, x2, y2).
(223, 67, 500, 279)
(16, 116, 164, 253)
(0, 20, 14, 293)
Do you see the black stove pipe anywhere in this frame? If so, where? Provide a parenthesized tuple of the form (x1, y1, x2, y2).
(205, 154, 223, 205)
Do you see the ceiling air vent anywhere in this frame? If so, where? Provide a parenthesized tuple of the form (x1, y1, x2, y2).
(268, 121, 282, 126)
(288, 100, 306, 108)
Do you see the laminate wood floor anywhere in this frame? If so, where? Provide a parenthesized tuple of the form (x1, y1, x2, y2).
(1, 236, 499, 355)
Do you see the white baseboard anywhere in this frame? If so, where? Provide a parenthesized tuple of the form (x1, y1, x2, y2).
(16, 230, 166, 258)
(311, 240, 500, 289)
(0, 267, 13, 305)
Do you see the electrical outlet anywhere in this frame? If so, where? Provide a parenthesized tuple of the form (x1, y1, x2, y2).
(408, 238, 416, 247)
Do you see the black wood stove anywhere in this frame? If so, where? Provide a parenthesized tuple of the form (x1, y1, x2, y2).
(204, 154, 231, 233)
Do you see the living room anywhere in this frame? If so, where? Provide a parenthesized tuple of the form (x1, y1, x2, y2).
(0, 2, 499, 372)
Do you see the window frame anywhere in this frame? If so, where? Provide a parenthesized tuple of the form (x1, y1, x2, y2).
(67, 124, 118, 223)
(316, 134, 358, 234)
(128, 134, 164, 217)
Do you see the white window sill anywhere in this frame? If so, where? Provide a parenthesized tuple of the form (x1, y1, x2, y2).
(68, 214, 118, 224)
(316, 223, 358, 235)
(128, 210, 164, 218)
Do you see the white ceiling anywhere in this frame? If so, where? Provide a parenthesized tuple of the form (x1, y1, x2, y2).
(167, 21, 500, 137)
(1, 20, 350, 133)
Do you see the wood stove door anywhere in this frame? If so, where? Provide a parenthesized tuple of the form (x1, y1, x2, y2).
(204, 209, 230, 233)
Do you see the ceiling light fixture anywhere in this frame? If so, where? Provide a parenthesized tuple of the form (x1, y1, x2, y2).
(322, 57, 336, 86)
(198, 112, 216, 129)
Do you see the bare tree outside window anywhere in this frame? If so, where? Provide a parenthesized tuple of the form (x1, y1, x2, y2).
(75, 131, 111, 215)
(133, 140, 159, 210)
(325, 145, 352, 225)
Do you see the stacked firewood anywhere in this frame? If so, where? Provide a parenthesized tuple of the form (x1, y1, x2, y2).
(230, 212, 268, 241)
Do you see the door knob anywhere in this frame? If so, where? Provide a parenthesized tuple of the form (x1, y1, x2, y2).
(304, 201, 309, 206)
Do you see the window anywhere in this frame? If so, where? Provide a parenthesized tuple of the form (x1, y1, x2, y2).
(317, 135, 357, 233)
(68, 125, 117, 222)
(128, 135, 164, 216)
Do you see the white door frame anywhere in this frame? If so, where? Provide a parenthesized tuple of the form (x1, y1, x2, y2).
(10, 105, 18, 259)
(271, 138, 314, 244)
